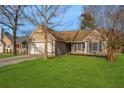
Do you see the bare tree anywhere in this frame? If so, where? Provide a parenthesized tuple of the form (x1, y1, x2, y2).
(83, 5, 124, 61)
(23, 5, 69, 60)
(0, 5, 25, 55)
(102, 6, 124, 61)
(21, 30, 33, 37)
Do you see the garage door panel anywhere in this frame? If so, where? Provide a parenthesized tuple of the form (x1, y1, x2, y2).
(30, 42, 44, 54)
(30, 42, 53, 55)
(34, 43, 44, 54)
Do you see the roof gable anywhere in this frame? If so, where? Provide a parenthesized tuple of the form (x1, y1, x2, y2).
(28, 25, 56, 41)
(3, 34, 12, 45)
(4, 32, 13, 41)
(16, 36, 28, 44)
(83, 29, 104, 41)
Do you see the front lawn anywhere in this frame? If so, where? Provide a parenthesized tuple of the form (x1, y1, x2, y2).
(0, 53, 23, 59)
(0, 53, 14, 58)
(0, 54, 124, 88)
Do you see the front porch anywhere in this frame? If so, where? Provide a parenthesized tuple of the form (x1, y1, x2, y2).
(16, 42, 28, 54)
(67, 41, 106, 56)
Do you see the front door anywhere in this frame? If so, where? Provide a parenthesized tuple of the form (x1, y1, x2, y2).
(66, 43, 71, 53)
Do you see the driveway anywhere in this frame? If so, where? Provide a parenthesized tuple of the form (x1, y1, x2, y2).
(0, 55, 41, 67)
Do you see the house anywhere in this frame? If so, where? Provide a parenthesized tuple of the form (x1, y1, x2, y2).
(0, 25, 107, 56)
(27, 25, 107, 56)
(16, 36, 28, 54)
(0, 28, 28, 54)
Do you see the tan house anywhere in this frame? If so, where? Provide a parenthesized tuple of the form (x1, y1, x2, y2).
(27, 25, 107, 56)
(0, 26, 107, 56)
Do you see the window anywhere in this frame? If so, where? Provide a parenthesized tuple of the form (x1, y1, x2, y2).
(22, 44, 26, 48)
(99, 42, 102, 51)
(82, 43, 85, 48)
(82, 43, 85, 51)
(71, 44, 74, 51)
(91, 42, 98, 51)
(7, 45, 10, 48)
(75, 43, 82, 51)
(77, 44, 81, 50)
(71, 43, 85, 51)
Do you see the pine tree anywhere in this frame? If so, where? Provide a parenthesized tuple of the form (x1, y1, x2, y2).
(81, 12, 96, 30)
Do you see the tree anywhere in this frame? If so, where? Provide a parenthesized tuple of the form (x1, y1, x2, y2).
(0, 5, 25, 55)
(102, 6, 124, 61)
(21, 29, 33, 37)
(82, 6, 105, 28)
(23, 5, 69, 60)
(83, 5, 124, 61)
(80, 11, 96, 30)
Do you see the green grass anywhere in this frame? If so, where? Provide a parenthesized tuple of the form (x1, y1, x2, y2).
(0, 54, 124, 88)
(0, 53, 23, 59)
(0, 53, 14, 58)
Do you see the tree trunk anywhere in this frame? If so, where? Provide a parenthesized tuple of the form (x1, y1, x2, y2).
(44, 32, 48, 60)
(13, 28, 17, 55)
(107, 47, 117, 62)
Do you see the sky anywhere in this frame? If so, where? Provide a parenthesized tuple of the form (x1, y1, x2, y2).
(20, 5, 83, 35)
(1, 5, 83, 36)
(54, 5, 82, 31)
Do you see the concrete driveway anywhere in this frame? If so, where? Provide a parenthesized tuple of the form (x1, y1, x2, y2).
(0, 55, 41, 67)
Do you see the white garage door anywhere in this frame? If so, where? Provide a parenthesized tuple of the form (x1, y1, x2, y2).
(30, 42, 44, 54)
(30, 42, 54, 55)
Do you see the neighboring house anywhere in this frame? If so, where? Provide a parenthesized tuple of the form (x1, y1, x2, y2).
(0, 29, 13, 53)
(16, 36, 28, 54)
(0, 25, 107, 56)
(0, 29, 28, 54)
(27, 25, 107, 56)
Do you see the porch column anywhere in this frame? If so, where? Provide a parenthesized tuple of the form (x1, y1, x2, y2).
(51, 40, 55, 56)
(104, 41, 107, 55)
(98, 41, 99, 53)
(81, 43, 82, 53)
(20, 44, 22, 54)
(101, 41, 104, 55)
(84, 42, 87, 54)
(52, 41, 55, 55)
(27, 42, 30, 54)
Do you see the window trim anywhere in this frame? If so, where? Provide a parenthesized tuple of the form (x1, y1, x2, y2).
(91, 42, 99, 52)
(71, 43, 85, 52)
(7, 45, 11, 48)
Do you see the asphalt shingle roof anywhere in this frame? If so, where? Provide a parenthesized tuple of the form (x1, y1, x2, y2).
(16, 36, 28, 44)
(5, 32, 13, 41)
(32, 25, 94, 42)
(56, 30, 92, 42)
(3, 25, 96, 43)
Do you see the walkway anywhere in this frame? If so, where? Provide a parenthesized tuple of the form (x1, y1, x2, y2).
(0, 55, 41, 67)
